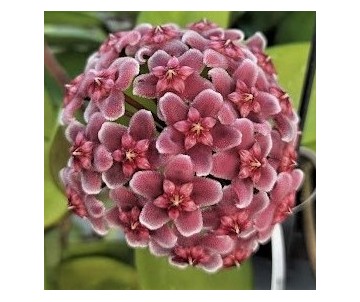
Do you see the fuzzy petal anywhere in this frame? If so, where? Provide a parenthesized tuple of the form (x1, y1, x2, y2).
(208, 67, 234, 97)
(156, 126, 185, 154)
(191, 177, 223, 206)
(232, 178, 253, 208)
(192, 89, 223, 118)
(85, 196, 105, 218)
(86, 112, 106, 142)
(93, 144, 113, 172)
(211, 124, 242, 151)
(163, 40, 189, 57)
(291, 169, 304, 191)
(129, 109, 155, 140)
(102, 163, 127, 189)
(182, 30, 208, 51)
(233, 118, 255, 149)
(256, 92, 281, 117)
(179, 49, 204, 72)
(202, 235, 234, 254)
(271, 172, 293, 201)
(211, 150, 239, 180)
(149, 240, 171, 256)
(152, 225, 177, 248)
(98, 90, 125, 121)
(164, 154, 194, 184)
(126, 232, 149, 248)
(105, 207, 121, 227)
(199, 253, 222, 273)
(187, 144, 213, 176)
(112, 57, 140, 90)
(174, 209, 203, 236)
(218, 101, 238, 125)
(133, 73, 158, 98)
(203, 49, 228, 69)
(159, 92, 188, 124)
(81, 170, 102, 194)
(183, 73, 214, 101)
(255, 164, 277, 192)
(233, 59, 258, 87)
(247, 191, 270, 214)
(148, 50, 172, 70)
(139, 202, 170, 230)
(130, 171, 163, 199)
(65, 121, 85, 144)
(98, 122, 127, 151)
(109, 186, 138, 209)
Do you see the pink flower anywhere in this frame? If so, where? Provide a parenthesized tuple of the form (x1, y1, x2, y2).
(130, 155, 223, 236)
(156, 90, 241, 175)
(58, 20, 305, 272)
(106, 186, 177, 248)
(98, 109, 160, 189)
(133, 49, 212, 100)
(60, 167, 108, 235)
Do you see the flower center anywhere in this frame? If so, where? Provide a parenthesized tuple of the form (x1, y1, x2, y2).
(191, 122, 204, 136)
(243, 93, 254, 102)
(166, 69, 177, 79)
(170, 194, 183, 207)
(250, 159, 262, 169)
(155, 25, 163, 33)
(125, 149, 137, 161)
(94, 77, 102, 86)
(130, 221, 139, 230)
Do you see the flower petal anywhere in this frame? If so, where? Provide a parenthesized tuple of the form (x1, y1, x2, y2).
(232, 178, 253, 208)
(179, 49, 204, 72)
(158, 92, 188, 124)
(256, 92, 281, 117)
(233, 118, 255, 149)
(133, 73, 158, 98)
(203, 49, 228, 69)
(163, 39, 189, 57)
(275, 115, 297, 143)
(208, 67, 234, 97)
(211, 150, 239, 180)
(98, 122, 127, 151)
(112, 57, 140, 90)
(148, 50, 172, 70)
(156, 126, 185, 154)
(202, 235, 234, 254)
(85, 195, 105, 218)
(291, 169, 304, 191)
(129, 109, 155, 140)
(199, 253, 222, 273)
(233, 59, 258, 87)
(191, 177, 223, 206)
(126, 232, 149, 248)
(109, 186, 138, 209)
(105, 207, 121, 227)
(98, 90, 125, 121)
(130, 170, 163, 199)
(247, 191, 270, 214)
(65, 120, 85, 144)
(255, 164, 277, 192)
(86, 112, 106, 142)
(81, 170, 102, 194)
(183, 73, 214, 101)
(163, 154, 194, 184)
(246, 32, 266, 51)
(149, 240, 171, 256)
(192, 89, 223, 118)
(174, 209, 203, 236)
(182, 30, 208, 51)
(152, 225, 178, 248)
(139, 202, 170, 230)
(93, 144, 113, 172)
(88, 217, 108, 235)
(187, 144, 213, 176)
(218, 101, 238, 125)
(102, 163, 127, 189)
(211, 124, 242, 151)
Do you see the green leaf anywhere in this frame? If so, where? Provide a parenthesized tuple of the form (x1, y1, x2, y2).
(44, 227, 63, 289)
(58, 256, 138, 289)
(267, 43, 316, 150)
(275, 12, 315, 44)
(44, 25, 106, 45)
(136, 11, 230, 28)
(44, 141, 68, 229)
(135, 249, 253, 289)
(44, 11, 102, 27)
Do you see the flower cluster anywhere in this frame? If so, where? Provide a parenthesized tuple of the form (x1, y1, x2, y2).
(60, 20, 303, 273)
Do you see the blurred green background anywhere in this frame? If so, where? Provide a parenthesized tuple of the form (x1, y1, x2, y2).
(44, 11, 316, 290)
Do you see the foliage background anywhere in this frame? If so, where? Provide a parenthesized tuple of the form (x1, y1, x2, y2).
(44, 11, 316, 290)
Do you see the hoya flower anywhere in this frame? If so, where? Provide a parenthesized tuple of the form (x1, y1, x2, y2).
(130, 155, 223, 236)
(59, 19, 304, 273)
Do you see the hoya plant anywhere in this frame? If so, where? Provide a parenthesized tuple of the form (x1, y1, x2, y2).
(59, 19, 303, 273)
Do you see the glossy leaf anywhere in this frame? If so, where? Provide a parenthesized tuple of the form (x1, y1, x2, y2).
(137, 11, 230, 28)
(58, 256, 138, 289)
(267, 43, 316, 150)
(44, 141, 68, 228)
(44, 11, 102, 27)
(44, 25, 106, 45)
(135, 249, 253, 289)
(44, 227, 63, 289)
